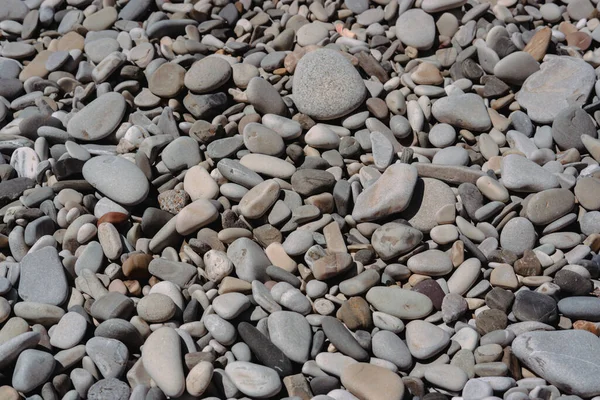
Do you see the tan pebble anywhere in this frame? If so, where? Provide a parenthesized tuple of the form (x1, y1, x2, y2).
(186, 361, 213, 396)
(476, 176, 510, 202)
(108, 279, 128, 295)
(265, 242, 297, 273)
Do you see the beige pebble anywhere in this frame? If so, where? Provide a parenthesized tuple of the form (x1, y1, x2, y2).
(184, 165, 219, 201)
(476, 176, 510, 202)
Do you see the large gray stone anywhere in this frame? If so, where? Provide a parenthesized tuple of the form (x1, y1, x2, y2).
(67, 92, 126, 141)
(18, 247, 68, 306)
(292, 49, 367, 120)
(516, 56, 596, 123)
(83, 155, 149, 206)
(513, 330, 600, 397)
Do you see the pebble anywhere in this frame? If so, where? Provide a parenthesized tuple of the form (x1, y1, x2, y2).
(352, 163, 418, 222)
(293, 49, 367, 120)
(225, 361, 282, 398)
(142, 327, 185, 397)
(82, 155, 149, 206)
(513, 330, 600, 397)
(67, 92, 126, 141)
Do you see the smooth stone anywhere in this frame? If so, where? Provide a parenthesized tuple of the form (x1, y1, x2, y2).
(341, 363, 405, 400)
(50, 312, 87, 349)
(494, 52, 540, 85)
(12, 349, 55, 393)
(83, 156, 149, 206)
(431, 93, 491, 131)
(136, 293, 176, 323)
(142, 327, 185, 397)
(268, 311, 312, 363)
(0, 331, 41, 369)
(352, 163, 418, 222)
(552, 105, 597, 152)
(500, 217, 536, 256)
(516, 56, 596, 124)
(212, 293, 250, 320)
(161, 136, 201, 171)
(395, 9, 435, 50)
(237, 322, 293, 377)
(407, 249, 453, 276)
(204, 314, 236, 345)
(243, 123, 285, 156)
(67, 92, 126, 141)
(185, 56, 232, 93)
(247, 77, 287, 116)
(85, 337, 128, 378)
(557, 297, 600, 322)
(18, 246, 68, 306)
(501, 154, 559, 192)
(366, 287, 433, 319)
(322, 316, 369, 361)
(526, 188, 575, 225)
(513, 330, 600, 397)
(406, 320, 451, 359)
(292, 49, 367, 120)
(424, 364, 469, 392)
(371, 330, 412, 369)
(227, 237, 270, 282)
(512, 290, 558, 324)
(88, 378, 130, 400)
(448, 258, 481, 295)
(184, 165, 219, 201)
(225, 361, 282, 398)
(432, 146, 470, 166)
(175, 199, 219, 235)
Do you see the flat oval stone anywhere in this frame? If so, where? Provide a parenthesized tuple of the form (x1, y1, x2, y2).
(243, 123, 285, 156)
(149, 62, 185, 98)
(12, 349, 55, 393)
(225, 361, 282, 398)
(82, 155, 149, 206)
(406, 320, 451, 359)
(526, 188, 575, 225)
(50, 312, 87, 349)
(239, 179, 280, 219)
(371, 330, 412, 369)
(431, 93, 491, 131)
(85, 337, 129, 379)
(402, 177, 457, 233)
(268, 311, 312, 363)
(341, 363, 405, 400)
(424, 364, 468, 392)
(501, 154, 559, 192)
(142, 327, 185, 397)
(136, 293, 176, 323)
(67, 92, 126, 141)
(366, 287, 433, 319)
(396, 9, 435, 50)
(407, 249, 453, 276)
(500, 217, 536, 256)
(512, 330, 600, 397)
(18, 246, 68, 306)
(185, 56, 232, 93)
(247, 77, 287, 116)
(552, 105, 597, 152)
(175, 199, 219, 236)
(293, 49, 367, 120)
(557, 297, 600, 322)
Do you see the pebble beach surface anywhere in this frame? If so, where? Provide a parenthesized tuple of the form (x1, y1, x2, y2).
(3, 0, 600, 399)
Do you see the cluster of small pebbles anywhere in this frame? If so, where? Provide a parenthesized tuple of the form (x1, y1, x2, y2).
(4, 0, 600, 398)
